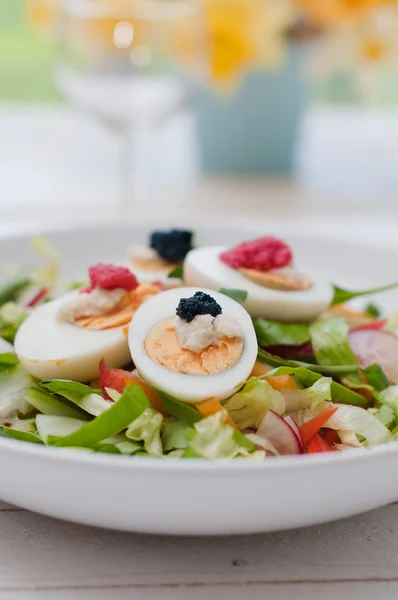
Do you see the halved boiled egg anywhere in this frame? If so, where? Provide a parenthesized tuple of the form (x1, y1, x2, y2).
(184, 246, 333, 322)
(14, 292, 132, 382)
(128, 287, 258, 404)
(127, 229, 193, 288)
(15, 264, 160, 382)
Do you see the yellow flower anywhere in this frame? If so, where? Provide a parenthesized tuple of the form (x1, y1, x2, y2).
(201, 0, 297, 85)
(295, 0, 396, 25)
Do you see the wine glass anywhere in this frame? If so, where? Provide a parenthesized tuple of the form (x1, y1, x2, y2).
(55, 0, 206, 214)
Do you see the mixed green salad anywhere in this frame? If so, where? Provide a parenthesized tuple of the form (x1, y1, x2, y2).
(1, 232, 398, 460)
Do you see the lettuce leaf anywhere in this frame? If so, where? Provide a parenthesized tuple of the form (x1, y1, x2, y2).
(264, 366, 369, 407)
(309, 318, 358, 367)
(254, 319, 310, 347)
(0, 302, 28, 343)
(324, 404, 392, 446)
(363, 364, 389, 392)
(0, 274, 31, 307)
(126, 408, 163, 456)
(184, 411, 256, 459)
(162, 421, 190, 452)
(0, 363, 34, 418)
(223, 378, 285, 430)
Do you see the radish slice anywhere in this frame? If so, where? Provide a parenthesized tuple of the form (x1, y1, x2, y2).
(284, 415, 304, 451)
(257, 410, 302, 455)
(348, 329, 398, 384)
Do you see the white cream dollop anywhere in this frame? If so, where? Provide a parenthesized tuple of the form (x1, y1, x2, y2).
(57, 288, 126, 323)
(174, 314, 243, 354)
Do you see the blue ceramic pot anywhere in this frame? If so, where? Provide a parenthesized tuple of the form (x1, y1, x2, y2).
(196, 50, 308, 175)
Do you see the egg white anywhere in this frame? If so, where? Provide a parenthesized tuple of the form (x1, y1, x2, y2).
(14, 293, 131, 382)
(128, 287, 258, 404)
(184, 246, 333, 323)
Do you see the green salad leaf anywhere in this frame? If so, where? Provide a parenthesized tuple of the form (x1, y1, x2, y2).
(0, 426, 43, 444)
(54, 385, 151, 448)
(40, 379, 109, 416)
(223, 378, 285, 429)
(0, 363, 34, 418)
(126, 408, 163, 456)
(25, 387, 89, 419)
(332, 282, 398, 305)
(363, 364, 389, 392)
(265, 366, 369, 407)
(257, 348, 357, 376)
(168, 264, 184, 279)
(365, 303, 382, 318)
(219, 288, 248, 304)
(324, 404, 392, 446)
(0, 274, 31, 306)
(0, 303, 28, 343)
(254, 318, 310, 347)
(374, 404, 395, 429)
(161, 393, 201, 425)
(36, 415, 88, 443)
(309, 318, 358, 368)
(183, 412, 256, 459)
(0, 353, 19, 368)
(162, 421, 190, 452)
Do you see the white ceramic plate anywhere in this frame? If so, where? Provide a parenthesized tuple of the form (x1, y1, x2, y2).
(0, 221, 398, 536)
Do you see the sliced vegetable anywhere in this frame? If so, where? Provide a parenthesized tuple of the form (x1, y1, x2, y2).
(283, 416, 303, 451)
(0, 426, 43, 444)
(25, 387, 89, 419)
(380, 385, 398, 413)
(0, 353, 19, 368)
(183, 411, 255, 459)
(332, 281, 398, 305)
(257, 410, 302, 455)
(257, 348, 357, 376)
(161, 393, 201, 425)
(324, 404, 392, 446)
(36, 415, 88, 443)
(40, 379, 110, 416)
(254, 319, 310, 347)
(363, 364, 389, 392)
(99, 361, 164, 413)
(219, 288, 248, 304)
(365, 303, 382, 318)
(265, 366, 368, 408)
(353, 320, 387, 331)
(348, 329, 398, 384)
(168, 264, 184, 279)
(374, 404, 395, 429)
(266, 374, 297, 392)
(250, 361, 272, 377)
(300, 406, 338, 445)
(195, 398, 237, 429)
(0, 274, 31, 306)
(162, 421, 190, 452)
(126, 408, 163, 456)
(0, 364, 34, 418)
(54, 385, 151, 448)
(306, 433, 333, 453)
(0, 302, 28, 343)
(223, 378, 285, 430)
(309, 318, 358, 368)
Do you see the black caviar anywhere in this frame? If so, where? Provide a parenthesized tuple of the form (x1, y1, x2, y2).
(150, 229, 193, 263)
(176, 292, 222, 323)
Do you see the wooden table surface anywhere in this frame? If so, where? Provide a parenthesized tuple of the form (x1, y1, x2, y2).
(0, 498, 398, 599)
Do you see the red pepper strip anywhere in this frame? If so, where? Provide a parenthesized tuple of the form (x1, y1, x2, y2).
(300, 406, 338, 445)
(322, 429, 340, 447)
(352, 319, 387, 332)
(26, 288, 48, 308)
(306, 433, 334, 453)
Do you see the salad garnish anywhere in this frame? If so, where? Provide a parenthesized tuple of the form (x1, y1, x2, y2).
(1, 232, 398, 459)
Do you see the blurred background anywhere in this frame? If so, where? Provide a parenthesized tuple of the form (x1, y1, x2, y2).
(2, 0, 398, 230)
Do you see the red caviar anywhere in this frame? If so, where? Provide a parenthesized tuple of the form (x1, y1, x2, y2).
(82, 264, 139, 293)
(220, 237, 292, 272)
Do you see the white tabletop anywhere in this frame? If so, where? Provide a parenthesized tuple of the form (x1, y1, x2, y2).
(2, 105, 398, 599)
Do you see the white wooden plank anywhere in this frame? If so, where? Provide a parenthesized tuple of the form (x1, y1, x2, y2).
(0, 505, 397, 589)
(0, 582, 398, 600)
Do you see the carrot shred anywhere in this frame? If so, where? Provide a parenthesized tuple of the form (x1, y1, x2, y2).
(300, 406, 338, 445)
(266, 374, 297, 392)
(195, 399, 237, 429)
(250, 361, 272, 377)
